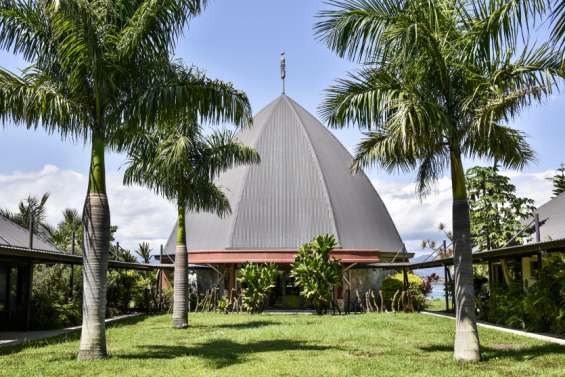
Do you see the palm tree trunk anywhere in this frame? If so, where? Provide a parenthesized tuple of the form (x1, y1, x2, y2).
(78, 134, 110, 360)
(450, 150, 481, 362)
(172, 201, 188, 328)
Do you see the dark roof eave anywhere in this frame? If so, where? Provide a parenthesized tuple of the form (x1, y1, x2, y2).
(409, 238, 565, 269)
(0, 245, 174, 271)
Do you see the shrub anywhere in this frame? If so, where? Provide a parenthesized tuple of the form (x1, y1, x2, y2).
(481, 255, 565, 335)
(217, 297, 230, 314)
(381, 272, 427, 312)
(237, 263, 278, 313)
(31, 264, 82, 329)
(291, 234, 342, 314)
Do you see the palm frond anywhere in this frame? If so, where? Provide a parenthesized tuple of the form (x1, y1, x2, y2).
(319, 67, 402, 129)
(459, 0, 551, 60)
(0, 67, 85, 137)
(315, 0, 405, 62)
(0, 0, 51, 61)
(464, 123, 535, 170)
(116, 0, 207, 59)
(202, 129, 260, 179)
(467, 44, 560, 129)
(352, 130, 418, 172)
(184, 178, 231, 217)
(131, 64, 252, 129)
(550, 0, 565, 49)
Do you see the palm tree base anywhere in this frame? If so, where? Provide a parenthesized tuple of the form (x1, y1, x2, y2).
(77, 349, 108, 360)
(172, 320, 189, 329)
(454, 328, 481, 362)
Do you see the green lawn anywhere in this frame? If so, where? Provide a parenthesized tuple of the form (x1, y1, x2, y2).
(1, 313, 564, 377)
(426, 298, 449, 311)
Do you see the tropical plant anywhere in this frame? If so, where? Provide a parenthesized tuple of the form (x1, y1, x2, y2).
(0, 193, 54, 237)
(381, 272, 427, 312)
(135, 242, 152, 264)
(481, 255, 565, 335)
(31, 264, 82, 330)
(237, 263, 279, 313)
(0, 0, 252, 360)
(133, 242, 156, 309)
(52, 209, 83, 254)
(51, 208, 83, 300)
(216, 296, 231, 314)
(291, 234, 342, 314)
(124, 123, 259, 328)
(467, 165, 535, 250)
(547, 163, 565, 198)
(315, 0, 561, 361)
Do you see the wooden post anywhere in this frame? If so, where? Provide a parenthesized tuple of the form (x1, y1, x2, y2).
(446, 267, 455, 311)
(281, 273, 286, 296)
(444, 265, 449, 312)
(69, 230, 75, 300)
(402, 267, 409, 290)
(487, 260, 493, 292)
(25, 263, 33, 330)
(534, 212, 541, 243)
(443, 240, 447, 257)
(159, 244, 164, 310)
(28, 213, 34, 250)
(537, 252, 543, 279)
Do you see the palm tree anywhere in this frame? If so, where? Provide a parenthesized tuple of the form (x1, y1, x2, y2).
(315, 0, 561, 362)
(135, 242, 152, 264)
(0, 0, 251, 360)
(52, 208, 83, 300)
(124, 122, 260, 328)
(52, 209, 83, 253)
(0, 193, 54, 237)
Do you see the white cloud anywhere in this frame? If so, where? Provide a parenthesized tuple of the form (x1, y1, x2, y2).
(372, 169, 555, 255)
(0, 165, 175, 253)
(501, 169, 555, 206)
(0, 165, 556, 258)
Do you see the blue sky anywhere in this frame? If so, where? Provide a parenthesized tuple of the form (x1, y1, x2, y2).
(0, 0, 562, 252)
(1, 0, 563, 179)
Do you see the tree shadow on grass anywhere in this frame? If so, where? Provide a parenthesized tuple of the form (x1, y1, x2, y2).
(0, 314, 148, 356)
(419, 343, 565, 361)
(0, 330, 81, 356)
(118, 339, 337, 368)
(214, 320, 280, 330)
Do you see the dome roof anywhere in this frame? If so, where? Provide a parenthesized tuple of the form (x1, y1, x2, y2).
(164, 95, 403, 254)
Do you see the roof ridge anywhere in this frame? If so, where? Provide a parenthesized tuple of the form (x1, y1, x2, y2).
(282, 96, 341, 244)
(536, 190, 565, 213)
(226, 96, 284, 249)
(285, 96, 404, 251)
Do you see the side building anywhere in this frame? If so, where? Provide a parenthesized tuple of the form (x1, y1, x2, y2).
(0, 214, 59, 329)
(163, 94, 409, 308)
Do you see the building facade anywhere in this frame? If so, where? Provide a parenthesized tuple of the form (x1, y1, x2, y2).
(163, 95, 409, 307)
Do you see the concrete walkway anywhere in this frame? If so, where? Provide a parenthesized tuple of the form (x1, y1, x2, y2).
(0, 313, 143, 348)
(422, 311, 565, 346)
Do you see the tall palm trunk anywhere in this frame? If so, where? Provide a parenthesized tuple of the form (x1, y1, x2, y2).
(450, 150, 481, 362)
(78, 134, 110, 360)
(172, 202, 188, 328)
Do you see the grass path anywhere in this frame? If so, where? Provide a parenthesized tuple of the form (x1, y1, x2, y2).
(1, 313, 564, 376)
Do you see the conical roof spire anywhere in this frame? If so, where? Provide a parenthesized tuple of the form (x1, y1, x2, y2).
(164, 94, 403, 253)
(280, 52, 286, 94)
